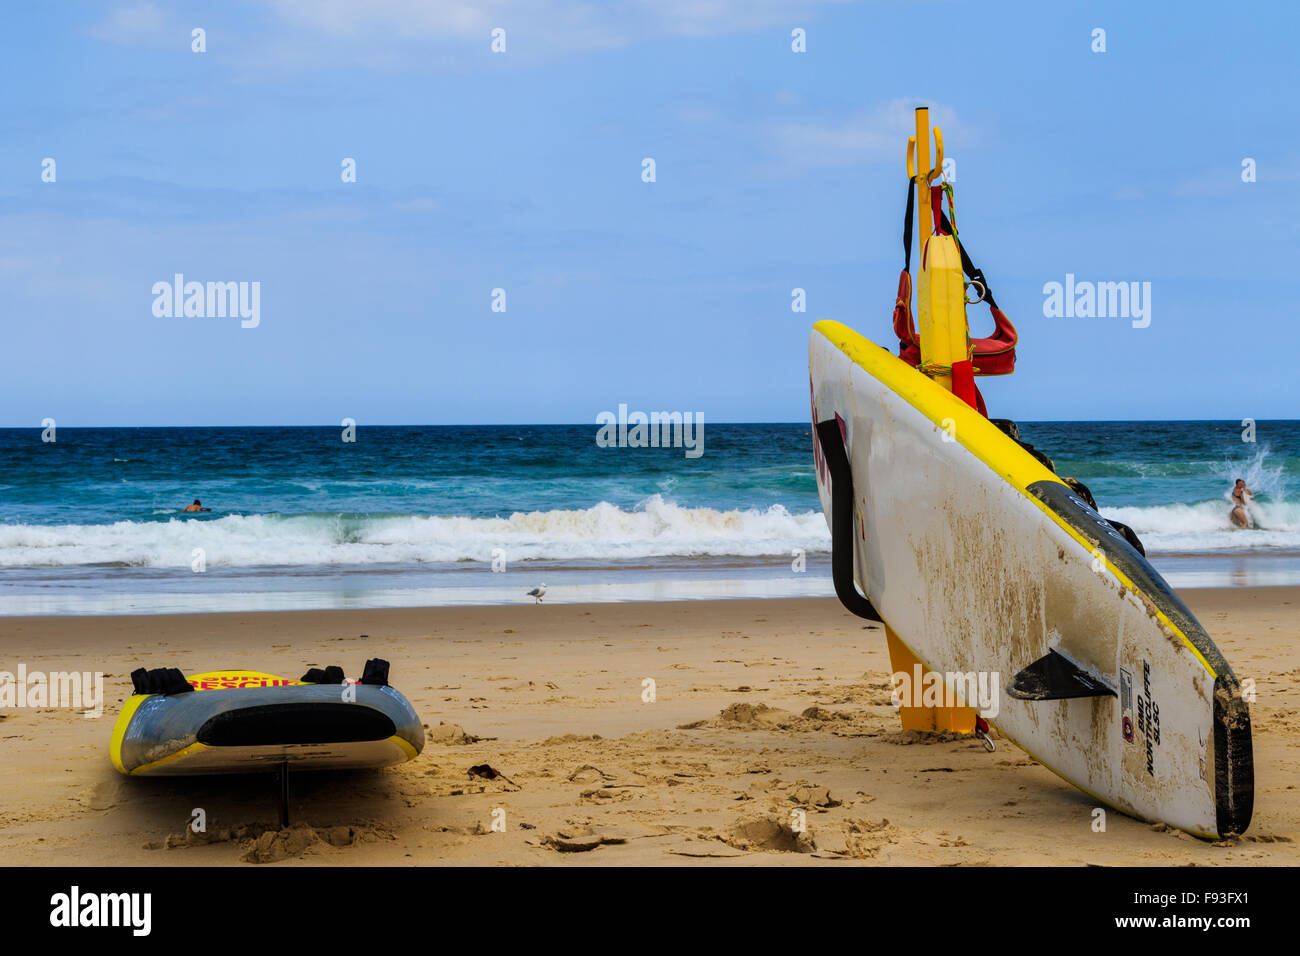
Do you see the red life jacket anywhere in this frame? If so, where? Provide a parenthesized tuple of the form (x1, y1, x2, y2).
(892, 182, 1017, 381)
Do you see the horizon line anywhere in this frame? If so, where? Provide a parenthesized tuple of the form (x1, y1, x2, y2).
(3, 418, 1293, 429)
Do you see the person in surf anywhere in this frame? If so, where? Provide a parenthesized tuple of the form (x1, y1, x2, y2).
(182, 499, 210, 513)
(1229, 479, 1254, 529)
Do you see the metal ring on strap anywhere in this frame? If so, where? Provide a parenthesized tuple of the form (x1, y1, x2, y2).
(964, 278, 986, 305)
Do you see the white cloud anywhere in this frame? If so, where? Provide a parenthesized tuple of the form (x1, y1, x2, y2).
(89, 2, 182, 48)
(765, 98, 963, 173)
(90, 0, 850, 70)
(676, 103, 722, 124)
(393, 197, 439, 211)
(266, 0, 604, 47)
(623, 0, 846, 38)
(1172, 160, 1300, 198)
(266, 0, 842, 42)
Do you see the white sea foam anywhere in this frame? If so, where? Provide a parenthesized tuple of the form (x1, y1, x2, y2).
(1102, 499, 1300, 553)
(0, 495, 831, 569)
(5, 490, 1297, 570)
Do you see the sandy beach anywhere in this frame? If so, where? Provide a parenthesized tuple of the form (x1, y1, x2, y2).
(1, 589, 1295, 866)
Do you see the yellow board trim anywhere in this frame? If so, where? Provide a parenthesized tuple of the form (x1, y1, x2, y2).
(128, 738, 416, 775)
(813, 318, 1216, 679)
(131, 741, 210, 775)
(389, 735, 420, 761)
(108, 693, 150, 774)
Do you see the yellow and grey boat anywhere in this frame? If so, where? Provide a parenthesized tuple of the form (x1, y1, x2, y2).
(110, 658, 423, 777)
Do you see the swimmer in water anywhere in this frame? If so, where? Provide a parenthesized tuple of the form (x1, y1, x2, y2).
(1229, 479, 1253, 529)
(182, 499, 209, 513)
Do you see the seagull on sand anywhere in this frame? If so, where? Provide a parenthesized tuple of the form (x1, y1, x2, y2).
(526, 583, 547, 604)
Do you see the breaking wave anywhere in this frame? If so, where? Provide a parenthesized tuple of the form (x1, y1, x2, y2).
(0, 495, 831, 569)
(1101, 499, 1300, 553)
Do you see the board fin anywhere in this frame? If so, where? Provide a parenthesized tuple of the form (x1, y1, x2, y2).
(1007, 650, 1116, 701)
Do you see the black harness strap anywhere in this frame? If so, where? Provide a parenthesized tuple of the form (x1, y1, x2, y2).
(937, 208, 998, 310)
(815, 418, 882, 622)
(902, 180, 915, 273)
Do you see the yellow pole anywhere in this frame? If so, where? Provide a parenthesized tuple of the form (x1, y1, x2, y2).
(914, 108, 933, 262)
(885, 107, 974, 736)
(887, 627, 975, 733)
(913, 107, 957, 393)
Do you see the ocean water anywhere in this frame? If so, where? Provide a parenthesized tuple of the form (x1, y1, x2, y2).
(0, 421, 1297, 614)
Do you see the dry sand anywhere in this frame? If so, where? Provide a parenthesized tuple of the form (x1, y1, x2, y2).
(0, 590, 1295, 866)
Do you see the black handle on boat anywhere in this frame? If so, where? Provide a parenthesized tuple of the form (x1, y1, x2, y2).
(815, 418, 882, 622)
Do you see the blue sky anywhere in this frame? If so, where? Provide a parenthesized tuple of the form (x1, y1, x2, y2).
(2, 0, 1297, 425)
